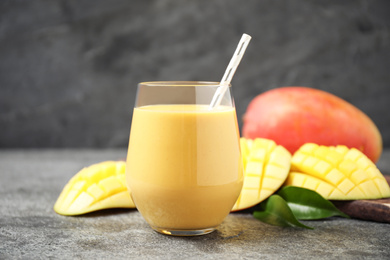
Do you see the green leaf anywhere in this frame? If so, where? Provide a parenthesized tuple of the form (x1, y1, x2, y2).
(277, 186, 349, 220)
(253, 195, 313, 229)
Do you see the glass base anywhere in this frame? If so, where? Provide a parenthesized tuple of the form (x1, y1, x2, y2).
(151, 226, 216, 236)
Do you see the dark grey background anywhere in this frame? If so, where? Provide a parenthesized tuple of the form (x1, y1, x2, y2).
(1, 0, 389, 148)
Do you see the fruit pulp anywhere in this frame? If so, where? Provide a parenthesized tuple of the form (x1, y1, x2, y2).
(126, 104, 243, 233)
(286, 143, 390, 200)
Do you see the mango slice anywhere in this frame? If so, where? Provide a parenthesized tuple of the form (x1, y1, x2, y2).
(231, 138, 292, 211)
(284, 143, 390, 200)
(54, 161, 135, 215)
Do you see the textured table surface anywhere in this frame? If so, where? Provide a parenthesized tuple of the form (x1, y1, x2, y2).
(1, 149, 389, 259)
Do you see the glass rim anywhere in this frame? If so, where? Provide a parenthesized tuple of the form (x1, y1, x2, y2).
(139, 81, 231, 87)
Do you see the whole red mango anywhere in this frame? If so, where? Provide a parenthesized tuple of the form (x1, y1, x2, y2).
(242, 87, 382, 163)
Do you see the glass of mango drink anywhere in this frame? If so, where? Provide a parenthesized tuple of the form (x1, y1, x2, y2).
(125, 81, 244, 236)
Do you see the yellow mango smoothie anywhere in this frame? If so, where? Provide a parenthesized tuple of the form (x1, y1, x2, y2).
(126, 104, 243, 233)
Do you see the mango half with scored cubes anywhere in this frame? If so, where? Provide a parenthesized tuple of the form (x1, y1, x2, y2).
(54, 161, 135, 215)
(284, 143, 390, 200)
(231, 138, 292, 211)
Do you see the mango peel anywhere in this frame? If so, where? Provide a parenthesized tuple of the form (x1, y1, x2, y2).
(54, 161, 135, 216)
(242, 87, 382, 163)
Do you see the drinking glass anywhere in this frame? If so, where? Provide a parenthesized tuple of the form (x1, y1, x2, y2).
(126, 81, 243, 236)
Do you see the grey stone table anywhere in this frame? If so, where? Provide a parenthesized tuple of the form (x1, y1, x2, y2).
(1, 149, 389, 259)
